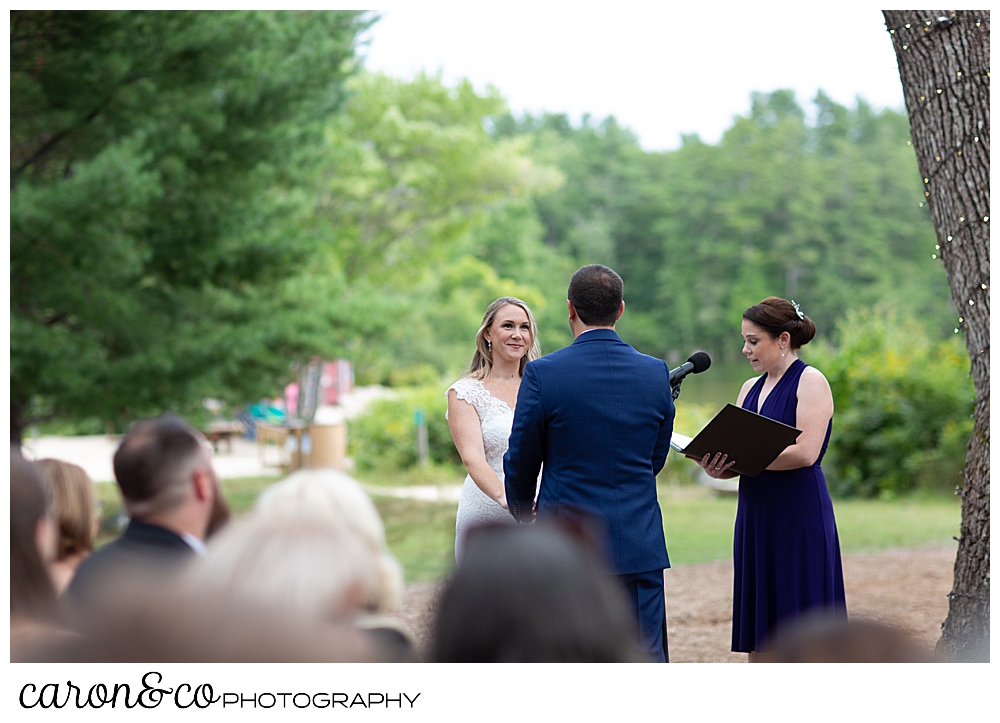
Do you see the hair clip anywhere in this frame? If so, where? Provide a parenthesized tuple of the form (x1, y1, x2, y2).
(790, 300, 804, 319)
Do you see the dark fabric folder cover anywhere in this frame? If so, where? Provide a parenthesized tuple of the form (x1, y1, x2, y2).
(676, 403, 801, 477)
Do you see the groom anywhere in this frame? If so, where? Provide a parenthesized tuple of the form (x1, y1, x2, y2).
(504, 264, 675, 662)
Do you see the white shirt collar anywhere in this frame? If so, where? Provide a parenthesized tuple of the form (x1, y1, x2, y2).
(179, 532, 208, 556)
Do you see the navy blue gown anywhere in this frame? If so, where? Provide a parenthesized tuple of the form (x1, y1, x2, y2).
(732, 359, 847, 653)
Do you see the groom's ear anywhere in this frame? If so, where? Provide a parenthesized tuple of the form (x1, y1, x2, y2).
(616, 300, 625, 321)
(567, 299, 577, 321)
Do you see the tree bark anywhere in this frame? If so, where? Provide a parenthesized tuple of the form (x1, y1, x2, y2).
(883, 10, 989, 662)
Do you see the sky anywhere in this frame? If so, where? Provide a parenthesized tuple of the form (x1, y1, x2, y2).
(359, 2, 908, 151)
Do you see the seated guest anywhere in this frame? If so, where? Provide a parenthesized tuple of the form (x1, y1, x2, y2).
(10, 450, 73, 660)
(255, 469, 404, 613)
(66, 414, 229, 619)
(30, 576, 378, 662)
(765, 614, 936, 662)
(430, 523, 644, 662)
(254, 470, 416, 659)
(35, 459, 99, 595)
(183, 516, 414, 660)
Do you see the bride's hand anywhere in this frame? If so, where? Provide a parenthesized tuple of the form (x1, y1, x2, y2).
(495, 494, 509, 510)
(700, 452, 736, 478)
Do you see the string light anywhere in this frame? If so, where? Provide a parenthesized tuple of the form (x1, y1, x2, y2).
(885, 12, 958, 34)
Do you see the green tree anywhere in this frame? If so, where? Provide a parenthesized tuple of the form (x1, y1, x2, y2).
(313, 73, 563, 385)
(10, 10, 371, 442)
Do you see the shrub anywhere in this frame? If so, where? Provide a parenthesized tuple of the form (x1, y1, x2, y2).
(808, 309, 973, 497)
(348, 384, 461, 471)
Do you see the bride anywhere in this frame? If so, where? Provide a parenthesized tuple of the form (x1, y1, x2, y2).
(446, 297, 541, 563)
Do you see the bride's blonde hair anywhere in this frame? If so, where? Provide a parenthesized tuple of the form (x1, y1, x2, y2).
(468, 297, 541, 380)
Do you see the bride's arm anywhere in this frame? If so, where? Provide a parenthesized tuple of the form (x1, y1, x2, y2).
(447, 389, 508, 508)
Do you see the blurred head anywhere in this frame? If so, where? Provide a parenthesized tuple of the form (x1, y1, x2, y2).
(30, 572, 378, 662)
(113, 414, 227, 537)
(431, 523, 643, 662)
(742, 296, 817, 350)
(567, 264, 624, 327)
(469, 297, 541, 379)
(10, 449, 59, 622)
(255, 469, 403, 612)
(766, 614, 934, 662)
(184, 515, 380, 622)
(35, 459, 97, 559)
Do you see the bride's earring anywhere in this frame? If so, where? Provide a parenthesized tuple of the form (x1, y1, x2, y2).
(487, 340, 492, 354)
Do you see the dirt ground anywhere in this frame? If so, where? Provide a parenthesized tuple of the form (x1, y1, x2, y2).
(397, 544, 956, 662)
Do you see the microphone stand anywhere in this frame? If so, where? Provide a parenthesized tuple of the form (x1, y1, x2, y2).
(670, 380, 684, 401)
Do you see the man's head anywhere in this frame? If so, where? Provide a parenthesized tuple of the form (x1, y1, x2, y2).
(567, 264, 624, 329)
(113, 414, 226, 540)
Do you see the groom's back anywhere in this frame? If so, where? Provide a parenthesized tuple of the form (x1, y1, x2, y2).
(526, 330, 673, 575)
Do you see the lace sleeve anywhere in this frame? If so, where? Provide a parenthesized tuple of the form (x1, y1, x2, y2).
(445, 377, 488, 420)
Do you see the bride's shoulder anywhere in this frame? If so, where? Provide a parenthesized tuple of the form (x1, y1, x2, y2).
(447, 375, 486, 400)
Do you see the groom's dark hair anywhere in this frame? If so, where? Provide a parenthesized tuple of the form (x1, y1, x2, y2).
(568, 264, 623, 327)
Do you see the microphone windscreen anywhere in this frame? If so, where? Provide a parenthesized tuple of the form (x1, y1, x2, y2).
(688, 351, 711, 374)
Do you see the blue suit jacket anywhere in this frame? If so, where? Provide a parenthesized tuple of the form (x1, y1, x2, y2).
(503, 328, 674, 575)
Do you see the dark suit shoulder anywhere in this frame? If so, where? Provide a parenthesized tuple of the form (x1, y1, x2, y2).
(66, 521, 193, 616)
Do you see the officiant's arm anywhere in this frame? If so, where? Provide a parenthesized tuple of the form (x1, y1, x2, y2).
(447, 390, 508, 509)
(504, 364, 545, 521)
(764, 367, 834, 471)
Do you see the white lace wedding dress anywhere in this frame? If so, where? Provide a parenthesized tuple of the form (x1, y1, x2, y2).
(447, 376, 517, 562)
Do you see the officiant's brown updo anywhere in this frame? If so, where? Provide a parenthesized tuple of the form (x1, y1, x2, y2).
(743, 297, 816, 350)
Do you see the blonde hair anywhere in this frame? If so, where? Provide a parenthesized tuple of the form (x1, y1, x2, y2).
(35, 459, 96, 559)
(254, 469, 403, 613)
(185, 516, 379, 621)
(468, 297, 541, 380)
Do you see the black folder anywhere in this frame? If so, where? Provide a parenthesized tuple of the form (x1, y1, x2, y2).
(670, 403, 801, 477)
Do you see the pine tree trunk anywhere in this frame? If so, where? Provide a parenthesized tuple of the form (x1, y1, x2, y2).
(883, 10, 990, 662)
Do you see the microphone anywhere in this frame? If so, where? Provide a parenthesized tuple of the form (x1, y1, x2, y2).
(669, 351, 711, 385)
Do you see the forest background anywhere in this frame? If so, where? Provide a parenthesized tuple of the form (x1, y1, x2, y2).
(10, 10, 973, 499)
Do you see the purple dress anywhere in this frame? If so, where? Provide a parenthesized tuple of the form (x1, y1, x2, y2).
(732, 359, 847, 653)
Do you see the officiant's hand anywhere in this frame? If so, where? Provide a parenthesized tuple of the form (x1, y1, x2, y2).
(700, 452, 736, 478)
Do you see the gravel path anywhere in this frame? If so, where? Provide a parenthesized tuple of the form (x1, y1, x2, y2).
(397, 544, 956, 662)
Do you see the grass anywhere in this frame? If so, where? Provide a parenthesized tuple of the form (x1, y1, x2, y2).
(369, 497, 458, 583)
(352, 462, 466, 487)
(658, 485, 962, 566)
(94, 473, 962, 586)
